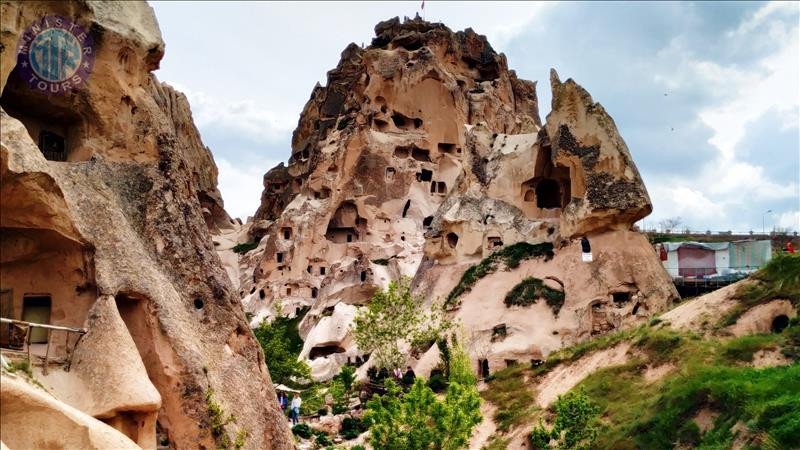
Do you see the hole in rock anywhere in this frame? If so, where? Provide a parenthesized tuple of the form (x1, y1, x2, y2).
(612, 292, 631, 305)
(402, 200, 411, 218)
(309, 345, 346, 360)
(417, 169, 433, 182)
(479, 359, 490, 378)
(259, 289, 266, 300)
(276, 252, 284, 263)
(438, 142, 457, 154)
(360, 271, 367, 282)
(311, 288, 318, 299)
(193, 298, 204, 310)
(423, 216, 434, 228)
(536, 179, 562, 209)
(446, 232, 459, 249)
(772, 315, 789, 333)
(385, 167, 396, 181)
(282, 228, 292, 239)
(320, 267, 326, 275)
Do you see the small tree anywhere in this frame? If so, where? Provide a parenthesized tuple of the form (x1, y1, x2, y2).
(530, 389, 600, 450)
(253, 315, 310, 386)
(658, 216, 682, 234)
(364, 338, 482, 450)
(353, 277, 447, 370)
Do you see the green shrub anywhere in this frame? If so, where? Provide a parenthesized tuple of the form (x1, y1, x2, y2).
(291, 423, 312, 439)
(427, 373, 448, 393)
(205, 388, 236, 448)
(6, 359, 33, 377)
(504, 277, 565, 314)
(314, 432, 332, 447)
(253, 311, 310, 387)
(445, 242, 554, 307)
(341, 416, 365, 440)
(530, 389, 600, 449)
(232, 242, 259, 254)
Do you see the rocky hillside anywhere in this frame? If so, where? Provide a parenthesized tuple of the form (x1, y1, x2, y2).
(0, 1, 291, 449)
(476, 253, 799, 449)
(231, 16, 678, 382)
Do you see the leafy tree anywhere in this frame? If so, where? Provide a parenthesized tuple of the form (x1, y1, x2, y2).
(253, 314, 310, 386)
(353, 277, 447, 370)
(364, 338, 482, 450)
(530, 389, 600, 450)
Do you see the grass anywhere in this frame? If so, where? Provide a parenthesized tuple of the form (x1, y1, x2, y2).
(232, 242, 259, 254)
(482, 436, 511, 450)
(6, 359, 33, 377)
(575, 328, 798, 449)
(484, 316, 800, 449)
(480, 365, 537, 432)
(719, 334, 777, 363)
(445, 242, 554, 308)
(722, 253, 800, 326)
(504, 277, 565, 314)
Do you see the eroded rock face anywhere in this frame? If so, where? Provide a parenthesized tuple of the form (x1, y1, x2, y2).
(238, 17, 677, 380)
(0, 1, 291, 449)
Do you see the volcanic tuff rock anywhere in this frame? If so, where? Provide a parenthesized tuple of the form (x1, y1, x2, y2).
(236, 16, 677, 382)
(0, 1, 291, 449)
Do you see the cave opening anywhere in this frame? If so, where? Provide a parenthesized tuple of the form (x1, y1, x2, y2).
(417, 169, 433, 182)
(309, 345, 346, 360)
(772, 315, 789, 333)
(402, 200, 411, 218)
(536, 179, 561, 209)
(446, 232, 459, 249)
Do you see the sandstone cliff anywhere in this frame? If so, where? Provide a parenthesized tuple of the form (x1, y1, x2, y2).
(0, 1, 291, 449)
(238, 16, 678, 382)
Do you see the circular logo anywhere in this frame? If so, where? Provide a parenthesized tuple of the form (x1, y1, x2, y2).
(16, 16, 95, 95)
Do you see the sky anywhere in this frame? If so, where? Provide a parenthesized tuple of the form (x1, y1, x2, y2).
(150, 1, 799, 233)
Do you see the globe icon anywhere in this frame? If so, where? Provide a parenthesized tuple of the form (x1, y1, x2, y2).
(29, 28, 82, 82)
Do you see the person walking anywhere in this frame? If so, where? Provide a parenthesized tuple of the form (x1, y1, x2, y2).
(290, 393, 302, 425)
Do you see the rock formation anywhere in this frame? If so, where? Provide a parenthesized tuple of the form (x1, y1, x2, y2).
(238, 16, 678, 381)
(0, 1, 291, 449)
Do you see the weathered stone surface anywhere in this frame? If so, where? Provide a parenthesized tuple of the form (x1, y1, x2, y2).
(0, 1, 290, 449)
(234, 17, 676, 381)
(1, 375, 140, 450)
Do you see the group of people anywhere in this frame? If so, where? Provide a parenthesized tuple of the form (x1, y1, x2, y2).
(392, 365, 416, 386)
(277, 391, 303, 425)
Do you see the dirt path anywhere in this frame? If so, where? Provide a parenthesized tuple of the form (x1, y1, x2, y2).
(535, 342, 631, 408)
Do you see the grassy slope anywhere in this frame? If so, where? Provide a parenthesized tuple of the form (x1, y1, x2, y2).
(481, 254, 800, 450)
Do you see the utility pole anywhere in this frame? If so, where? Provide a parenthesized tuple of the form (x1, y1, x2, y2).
(762, 209, 772, 236)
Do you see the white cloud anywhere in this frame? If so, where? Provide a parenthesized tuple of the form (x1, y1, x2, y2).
(168, 82, 295, 144)
(776, 210, 800, 231)
(217, 157, 280, 221)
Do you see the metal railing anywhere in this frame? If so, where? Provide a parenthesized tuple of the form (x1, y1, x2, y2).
(0, 317, 86, 374)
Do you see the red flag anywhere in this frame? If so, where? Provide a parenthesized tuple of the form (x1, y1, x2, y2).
(421, 0, 425, 10)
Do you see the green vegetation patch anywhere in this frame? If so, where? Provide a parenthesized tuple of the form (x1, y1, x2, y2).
(723, 253, 800, 326)
(481, 365, 537, 432)
(446, 242, 554, 307)
(232, 241, 259, 254)
(253, 308, 310, 387)
(504, 277, 565, 314)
